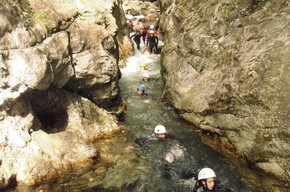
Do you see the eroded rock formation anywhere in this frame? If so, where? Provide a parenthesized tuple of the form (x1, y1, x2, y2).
(0, 0, 132, 187)
(158, 0, 289, 183)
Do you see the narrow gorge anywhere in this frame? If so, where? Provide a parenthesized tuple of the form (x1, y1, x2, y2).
(0, 0, 289, 191)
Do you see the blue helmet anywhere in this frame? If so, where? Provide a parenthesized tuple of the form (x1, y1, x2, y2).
(137, 85, 145, 92)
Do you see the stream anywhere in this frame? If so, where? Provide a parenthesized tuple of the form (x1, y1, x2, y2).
(6, 42, 281, 192)
(5, 12, 286, 191)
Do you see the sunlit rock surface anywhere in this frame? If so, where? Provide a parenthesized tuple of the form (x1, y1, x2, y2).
(123, 0, 160, 25)
(0, 0, 132, 187)
(158, 0, 290, 182)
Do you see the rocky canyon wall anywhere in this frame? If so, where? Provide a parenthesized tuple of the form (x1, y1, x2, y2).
(0, 0, 132, 188)
(158, 0, 289, 183)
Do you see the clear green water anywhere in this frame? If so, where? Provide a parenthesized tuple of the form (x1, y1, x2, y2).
(6, 50, 286, 192)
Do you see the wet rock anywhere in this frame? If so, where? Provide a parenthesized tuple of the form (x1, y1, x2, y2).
(0, 0, 131, 188)
(159, 0, 290, 183)
(0, 90, 119, 186)
(123, 0, 160, 27)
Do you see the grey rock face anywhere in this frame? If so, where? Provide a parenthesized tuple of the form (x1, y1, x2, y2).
(0, 0, 131, 187)
(158, 0, 290, 182)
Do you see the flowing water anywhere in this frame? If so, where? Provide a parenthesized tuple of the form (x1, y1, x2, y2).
(6, 29, 286, 192)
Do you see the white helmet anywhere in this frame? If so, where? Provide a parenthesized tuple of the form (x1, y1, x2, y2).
(150, 24, 155, 30)
(198, 168, 216, 180)
(149, 30, 154, 34)
(154, 125, 166, 134)
(143, 71, 150, 78)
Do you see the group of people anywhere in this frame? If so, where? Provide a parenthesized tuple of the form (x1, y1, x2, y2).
(126, 20, 223, 192)
(126, 124, 219, 191)
(136, 62, 150, 96)
(129, 22, 159, 54)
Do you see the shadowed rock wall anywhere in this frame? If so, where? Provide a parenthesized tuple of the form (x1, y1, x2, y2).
(158, 0, 289, 183)
(0, 0, 132, 187)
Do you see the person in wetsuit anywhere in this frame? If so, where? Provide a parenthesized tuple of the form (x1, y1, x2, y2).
(131, 28, 146, 50)
(146, 30, 159, 54)
(142, 71, 150, 82)
(125, 125, 185, 179)
(181, 168, 232, 192)
(136, 85, 146, 96)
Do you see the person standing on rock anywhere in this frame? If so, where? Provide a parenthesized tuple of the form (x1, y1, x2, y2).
(147, 30, 159, 54)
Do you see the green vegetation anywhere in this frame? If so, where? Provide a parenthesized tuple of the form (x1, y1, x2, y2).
(221, 1, 237, 22)
(222, 1, 236, 11)
(34, 11, 48, 23)
(20, 19, 33, 30)
(33, 10, 52, 34)
(19, 0, 33, 14)
(235, 36, 241, 41)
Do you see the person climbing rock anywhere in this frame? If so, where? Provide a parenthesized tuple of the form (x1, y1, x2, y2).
(145, 24, 160, 39)
(136, 85, 146, 95)
(146, 30, 159, 54)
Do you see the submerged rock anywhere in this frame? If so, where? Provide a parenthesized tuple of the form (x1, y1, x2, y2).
(0, 0, 132, 188)
(159, 0, 290, 183)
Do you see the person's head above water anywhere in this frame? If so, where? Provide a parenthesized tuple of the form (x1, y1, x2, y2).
(154, 125, 167, 139)
(198, 168, 216, 191)
(143, 71, 150, 81)
(140, 63, 147, 69)
(136, 85, 145, 95)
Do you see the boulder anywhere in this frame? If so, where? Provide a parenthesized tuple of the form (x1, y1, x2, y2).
(0, 0, 131, 188)
(159, 0, 290, 183)
(0, 90, 119, 186)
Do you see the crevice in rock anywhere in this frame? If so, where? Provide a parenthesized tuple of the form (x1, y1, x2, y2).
(67, 31, 76, 78)
(28, 90, 68, 134)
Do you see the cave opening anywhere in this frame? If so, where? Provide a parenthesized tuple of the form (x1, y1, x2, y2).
(28, 90, 69, 134)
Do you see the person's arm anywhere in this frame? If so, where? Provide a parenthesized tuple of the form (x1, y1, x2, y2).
(130, 34, 136, 39)
(154, 30, 160, 35)
(145, 30, 149, 39)
(146, 37, 149, 47)
(156, 36, 158, 45)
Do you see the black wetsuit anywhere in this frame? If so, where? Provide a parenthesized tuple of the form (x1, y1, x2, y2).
(131, 33, 142, 49)
(146, 35, 158, 54)
(141, 30, 146, 44)
(192, 181, 233, 192)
